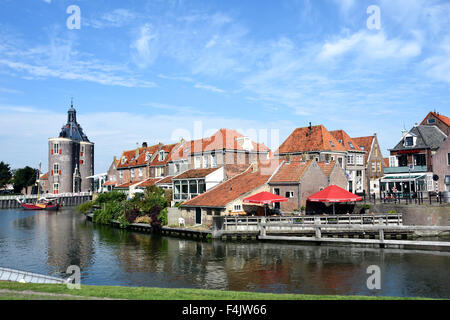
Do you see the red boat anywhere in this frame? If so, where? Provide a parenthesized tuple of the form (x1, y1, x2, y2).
(18, 198, 60, 211)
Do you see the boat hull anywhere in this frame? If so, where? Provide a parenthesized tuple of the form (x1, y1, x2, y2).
(20, 203, 60, 211)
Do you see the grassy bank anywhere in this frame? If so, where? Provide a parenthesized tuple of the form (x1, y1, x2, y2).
(0, 281, 429, 300)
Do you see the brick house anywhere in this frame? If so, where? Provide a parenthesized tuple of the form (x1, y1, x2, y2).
(330, 130, 366, 194)
(317, 160, 348, 189)
(431, 136, 450, 192)
(179, 163, 273, 226)
(420, 111, 450, 136)
(39, 172, 49, 194)
(353, 134, 385, 196)
(104, 157, 119, 191)
(268, 159, 327, 212)
(382, 125, 447, 194)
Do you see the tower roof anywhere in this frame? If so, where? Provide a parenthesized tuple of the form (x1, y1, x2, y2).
(59, 104, 90, 142)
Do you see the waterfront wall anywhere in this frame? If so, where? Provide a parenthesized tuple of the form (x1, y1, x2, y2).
(355, 203, 450, 226)
(0, 195, 92, 209)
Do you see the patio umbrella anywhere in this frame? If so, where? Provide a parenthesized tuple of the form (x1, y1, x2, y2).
(307, 185, 362, 215)
(243, 191, 288, 216)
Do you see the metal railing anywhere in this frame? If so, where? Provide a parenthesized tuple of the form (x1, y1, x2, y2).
(0, 192, 92, 200)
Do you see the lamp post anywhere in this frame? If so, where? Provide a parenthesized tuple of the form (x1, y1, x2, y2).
(408, 165, 413, 201)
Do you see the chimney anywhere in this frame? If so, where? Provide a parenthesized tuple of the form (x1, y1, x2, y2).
(252, 161, 259, 173)
(307, 122, 312, 136)
(142, 142, 148, 148)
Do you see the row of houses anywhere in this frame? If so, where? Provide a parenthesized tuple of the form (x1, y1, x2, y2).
(100, 122, 391, 224)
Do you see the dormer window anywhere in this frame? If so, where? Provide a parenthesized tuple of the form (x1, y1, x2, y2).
(159, 151, 165, 161)
(348, 142, 354, 149)
(405, 136, 414, 147)
(360, 146, 365, 151)
(145, 152, 151, 161)
(329, 141, 335, 148)
(121, 157, 127, 164)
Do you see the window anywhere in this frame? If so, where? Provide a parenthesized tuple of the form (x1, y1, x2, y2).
(398, 155, 408, 167)
(211, 153, 217, 168)
(405, 136, 414, 147)
(131, 170, 135, 179)
(448, 153, 450, 166)
(428, 118, 436, 124)
(274, 188, 280, 196)
(377, 161, 382, 172)
(338, 157, 343, 168)
(371, 161, 376, 171)
(329, 141, 335, 147)
(53, 183, 59, 194)
(159, 151, 165, 161)
(286, 191, 294, 198)
(121, 157, 127, 164)
(389, 156, 398, 167)
(53, 163, 59, 175)
(53, 143, 60, 155)
(80, 145, 84, 157)
(414, 154, 426, 166)
(347, 155, 354, 165)
(360, 146, 365, 151)
(349, 142, 355, 149)
(119, 171, 123, 180)
(194, 156, 201, 169)
(356, 155, 364, 165)
(139, 168, 143, 177)
(155, 167, 163, 177)
(233, 204, 242, 212)
(145, 152, 151, 162)
(203, 155, 209, 168)
(175, 163, 180, 174)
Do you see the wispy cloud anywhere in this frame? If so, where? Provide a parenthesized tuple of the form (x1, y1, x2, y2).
(194, 83, 226, 93)
(85, 9, 137, 28)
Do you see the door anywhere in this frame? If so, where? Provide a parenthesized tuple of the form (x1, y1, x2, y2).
(195, 208, 202, 225)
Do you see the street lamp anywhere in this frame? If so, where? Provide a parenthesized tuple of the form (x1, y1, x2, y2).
(408, 164, 413, 201)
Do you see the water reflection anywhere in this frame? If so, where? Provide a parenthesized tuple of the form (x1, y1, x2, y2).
(0, 208, 450, 298)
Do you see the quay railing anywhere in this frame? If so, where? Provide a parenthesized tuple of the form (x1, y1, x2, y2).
(219, 214, 403, 231)
(0, 192, 92, 201)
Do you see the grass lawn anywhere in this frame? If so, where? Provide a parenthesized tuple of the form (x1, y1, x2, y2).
(0, 281, 429, 300)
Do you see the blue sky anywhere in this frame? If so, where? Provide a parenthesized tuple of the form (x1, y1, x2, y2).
(0, 0, 449, 173)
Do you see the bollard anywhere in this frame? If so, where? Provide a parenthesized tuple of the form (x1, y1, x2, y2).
(315, 227, 322, 239)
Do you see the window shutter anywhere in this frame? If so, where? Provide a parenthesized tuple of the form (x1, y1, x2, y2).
(59, 170, 61, 175)
(51, 170, 53, 176)
(59, 149, 62, 155)
(80, 152, 83, 157)
(51, 149, 54, 155)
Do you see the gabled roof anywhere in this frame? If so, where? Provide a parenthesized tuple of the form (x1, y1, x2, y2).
(329, 130, 363, 152)
(420, 111, 450, 127)
(103, 180, 117, 186)
(115, 181, 142, 189)
(269, 160, 313, 183)
(353, 136, 375, 162)
(150, 143, 178, 167)
(181, 165, 272, 208)
(136, 178, 163, 188)
(173, 168, 220, 180)
(40, 173, 49, 180)
(117, 144, 161, 169)
(188, 129, 270, 154)
(317, 160, 337, 177)
(155, 176, 173, 185)
(390, 125, 446, 151)
(277, 125, 347, 155)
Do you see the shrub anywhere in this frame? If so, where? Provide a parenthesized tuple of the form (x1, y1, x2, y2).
(95, 191, 126, 205)
(158, 208, 168, 226)
(93, 201, 123, 225)
(175, 201, 184, 208)
(362, 204, 371, 210)
(134, 216, 152, 224)
(125, 208, 141, 224)
(117, 214, 129, 229)
(147, 205, 163, 230)
(387, 209, 397, 214)
(76, 201, 94, 214)
(301, 205, 306, 211)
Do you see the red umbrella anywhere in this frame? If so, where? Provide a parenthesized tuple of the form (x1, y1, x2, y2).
(243, 191, 288, 216)
(307, 185, 362, 215)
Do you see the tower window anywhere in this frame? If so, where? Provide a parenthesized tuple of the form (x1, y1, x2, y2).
(53, 143, 60, 155)
(53, 163, 60, 175)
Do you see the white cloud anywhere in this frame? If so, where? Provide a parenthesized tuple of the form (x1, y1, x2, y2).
(422, 37, 450, 83)
(131, 24, 160, 68)
(194, 83, 226, 93)
(319, 31, 422, 60)
(86, 9, 136, 28)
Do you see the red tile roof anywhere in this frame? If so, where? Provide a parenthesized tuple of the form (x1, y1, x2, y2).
(103, 180, 117, 186)
(188, 129, 270, 154)
(115, 181, 142, 189)
(317, 160, 337, 177)
(40, 173, 48, 180)
(352, 136, 375, 162)
(421, 111, 450, 127)
(329, 130, 363, 152)
(150, 143, 178, 167)
(270, 160, 313, 183)
(155, 176, 173, 185)
(277, 125, 347, 154)
(181, 166, 272, 208)
(137, 178, 163, 188)
(117, 144, 161, 169)
(224, 164, 251, 179)
(173, 168, 220, 180)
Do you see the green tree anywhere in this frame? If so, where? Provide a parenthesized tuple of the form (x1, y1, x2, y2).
(12, 166, 37, 193)
(0, 161, 12, 189)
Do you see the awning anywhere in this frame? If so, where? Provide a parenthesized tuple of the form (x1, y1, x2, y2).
(243, 191, 288, 205)
(381, 175, 426, 182)
(307, 185, 362, 203)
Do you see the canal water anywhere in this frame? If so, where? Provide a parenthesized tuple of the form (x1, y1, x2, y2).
(1, 208, 450, 299)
